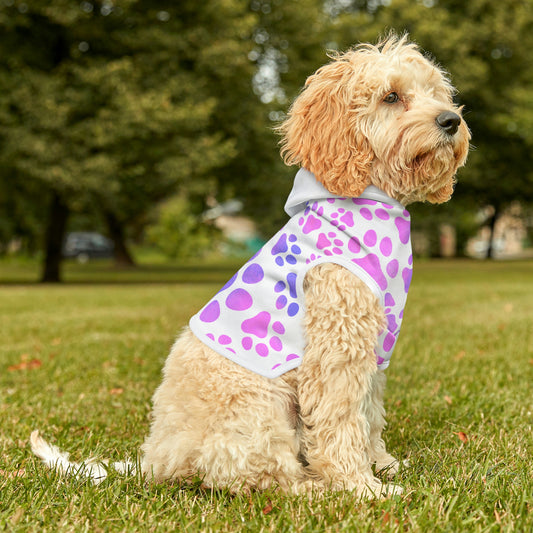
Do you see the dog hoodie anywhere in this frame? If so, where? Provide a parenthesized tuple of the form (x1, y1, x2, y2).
(189, 168, 413, 378)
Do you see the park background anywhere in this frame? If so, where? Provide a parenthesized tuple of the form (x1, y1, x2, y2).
(1, 0, 533, 280)
(1, 1, 532, 532)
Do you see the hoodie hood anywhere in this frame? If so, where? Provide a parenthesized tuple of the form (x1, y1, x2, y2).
(284, 168, 404, 217)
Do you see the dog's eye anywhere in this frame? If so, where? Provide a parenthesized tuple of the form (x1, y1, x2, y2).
(383, 92, 399, 104)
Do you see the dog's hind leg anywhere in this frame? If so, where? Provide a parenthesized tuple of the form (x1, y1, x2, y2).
(191, 374, 309, 493)
(141, 329, 309, 493)
(297, 264, 402, 497)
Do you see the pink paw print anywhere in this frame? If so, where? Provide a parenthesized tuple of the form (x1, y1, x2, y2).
(316, 232, 345, 256)
(330, 207, 355, 231)
(305, 252, 322, 265)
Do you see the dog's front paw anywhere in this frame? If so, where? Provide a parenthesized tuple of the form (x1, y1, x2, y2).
(375, 455, 409, 479)
(357, 479, 404, 499)
(381, 482, 403, 497)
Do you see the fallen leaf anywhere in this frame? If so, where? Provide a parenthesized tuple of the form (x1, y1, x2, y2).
(8, 358, 42, 372)
(444, 395, 453, 405)
(51, 338, 62, 345)
(262, 499, 274, 515)
(454, 431, 468, 443)
(109, 388, 124, 395)
(381, 511, 400, 526)
(454, 350, 466, 360)
(0, 468, 26, 479)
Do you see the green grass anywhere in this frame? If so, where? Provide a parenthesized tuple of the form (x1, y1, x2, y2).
(0, 254, 245, 284)
(1, 259, 532, 532)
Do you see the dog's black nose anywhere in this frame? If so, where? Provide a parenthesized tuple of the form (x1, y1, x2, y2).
(436, 111, 461, 136)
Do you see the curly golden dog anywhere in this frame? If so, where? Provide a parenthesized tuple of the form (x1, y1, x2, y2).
(32, 35, 469, 498)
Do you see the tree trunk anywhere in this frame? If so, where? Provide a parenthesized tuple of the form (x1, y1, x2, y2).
(486, 205, 500, 259)
(41, 191, 69, 283)
(104, 210, 136, 267)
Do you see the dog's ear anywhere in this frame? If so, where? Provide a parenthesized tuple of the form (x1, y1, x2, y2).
(278, 58, 374, 197)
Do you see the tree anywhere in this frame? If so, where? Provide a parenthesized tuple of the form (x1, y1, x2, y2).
(0, 1, 254, 280)
(197, 0, 330, 237)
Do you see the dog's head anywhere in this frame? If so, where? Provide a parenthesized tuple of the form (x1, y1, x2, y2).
(279, 35, 470, 205)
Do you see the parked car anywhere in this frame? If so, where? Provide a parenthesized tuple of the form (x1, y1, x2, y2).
(62, 232, 114, 263)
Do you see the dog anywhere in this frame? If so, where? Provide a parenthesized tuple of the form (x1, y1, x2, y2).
(31, 34, 470, 498)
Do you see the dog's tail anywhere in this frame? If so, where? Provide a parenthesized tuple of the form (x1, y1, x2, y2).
(30, 430, 136, 485)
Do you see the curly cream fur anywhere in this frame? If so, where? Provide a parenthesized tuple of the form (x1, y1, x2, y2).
(33, 35, 469, 498)
(278, 34, 469, 203)
(142, 265, 401, 497)
(140, 34, 470, 498)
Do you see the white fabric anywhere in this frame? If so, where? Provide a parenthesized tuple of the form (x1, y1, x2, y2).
(190, 169, 413, 378)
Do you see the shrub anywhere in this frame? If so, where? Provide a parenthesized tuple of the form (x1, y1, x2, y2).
(146, 195, 221, 259)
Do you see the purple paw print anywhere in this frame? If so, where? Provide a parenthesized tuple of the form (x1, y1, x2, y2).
(270, 232, 302, 318)
(271, 233, 302, 267)
(274, 273, 300, 317)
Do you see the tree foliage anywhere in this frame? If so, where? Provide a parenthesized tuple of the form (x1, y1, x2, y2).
(1, 0, 533, 272)
(0, 0, 256, 277)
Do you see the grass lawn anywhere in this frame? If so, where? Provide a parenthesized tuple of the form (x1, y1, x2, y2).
(0, 259, 532, 532)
